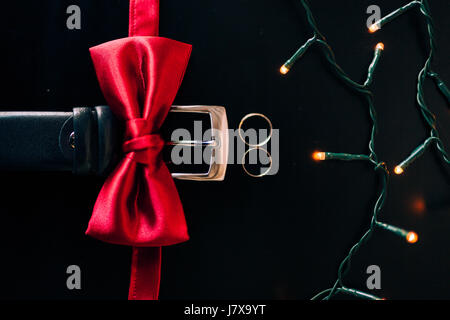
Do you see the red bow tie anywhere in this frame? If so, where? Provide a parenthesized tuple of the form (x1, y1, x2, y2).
(86, 0, 191, 299)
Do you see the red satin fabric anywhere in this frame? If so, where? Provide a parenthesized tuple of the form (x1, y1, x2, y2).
(129, 0, 159, 37)
(128, 247, 162, 300)
(87, 0, 191, 300)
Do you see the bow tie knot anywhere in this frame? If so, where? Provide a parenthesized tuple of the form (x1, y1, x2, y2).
(122, 118, 164, 164)
(123, 134, 164, 153)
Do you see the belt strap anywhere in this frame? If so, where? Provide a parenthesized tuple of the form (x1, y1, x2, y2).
(0, 106, 120, 176)
(0, 111, 72, 171)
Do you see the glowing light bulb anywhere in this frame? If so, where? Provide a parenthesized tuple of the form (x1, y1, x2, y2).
(406, 231, 418, 244)
(312, 151, 326, 161)
(394, 165, 404, 175)
(368, 24, 380, 33)
(376, 42, 384, 51)
(411, 196, 426, 215)
(280, 64, 290, 75)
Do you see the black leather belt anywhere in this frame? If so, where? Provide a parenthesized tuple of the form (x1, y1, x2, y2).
(0, 105, 229, 180)
(0, 106, 119, 176)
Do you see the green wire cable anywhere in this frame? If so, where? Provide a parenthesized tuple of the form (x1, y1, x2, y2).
(414, 0, 450, 165)
(369, 0, 450, 171)
(280, 0, 446, 300)
(283, 0, 391, 300)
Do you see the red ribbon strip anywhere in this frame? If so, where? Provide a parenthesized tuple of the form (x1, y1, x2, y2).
(129, 0, 159, 37)
(87, 0, 191, 300)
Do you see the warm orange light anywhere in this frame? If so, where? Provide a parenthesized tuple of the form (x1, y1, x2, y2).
(406, 231, 418, 244)
(368, 24, 380, 33)
(312, 151, 326, 161)
(280, 64, 290, 75)
(411, 196, 426, 215)
(394, 165, 404, 175)
(376, 42, 384, 51)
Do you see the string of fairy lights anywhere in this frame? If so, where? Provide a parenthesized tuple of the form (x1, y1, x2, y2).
(280, 0, 449, 300)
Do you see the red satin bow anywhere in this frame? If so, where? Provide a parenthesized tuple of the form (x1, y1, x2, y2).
(87, 0, 191, 300)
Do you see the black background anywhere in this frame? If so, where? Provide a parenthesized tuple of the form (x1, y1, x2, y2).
(0, 0, 449, 300)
